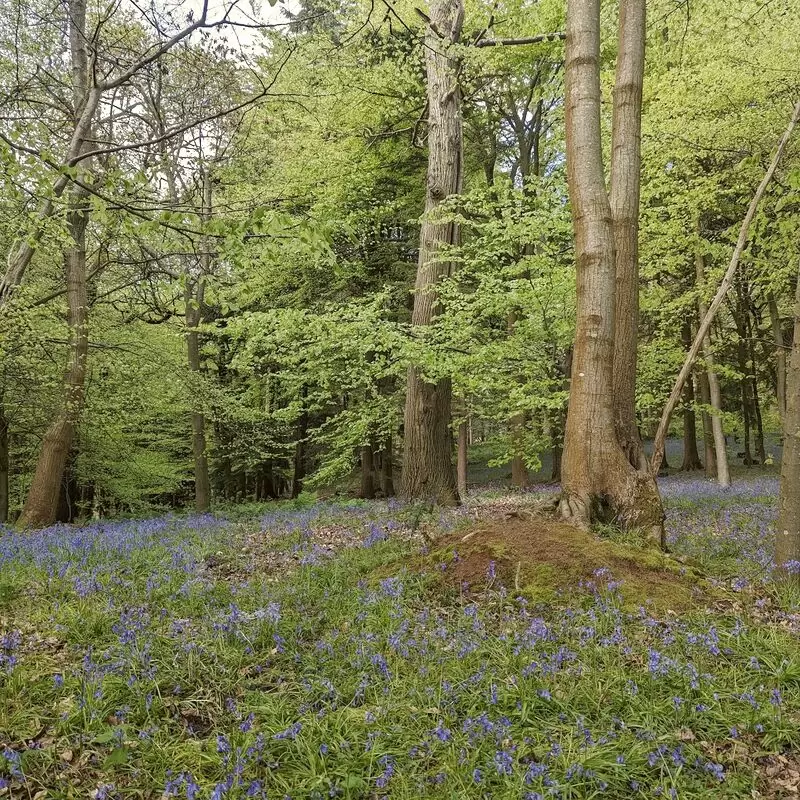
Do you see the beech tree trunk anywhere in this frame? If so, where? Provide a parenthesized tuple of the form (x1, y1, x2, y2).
(19, 0, 92, 528)
(559, 0, 663, 543)
(776, 273, 800, 580)
(401, 0, 463, 506)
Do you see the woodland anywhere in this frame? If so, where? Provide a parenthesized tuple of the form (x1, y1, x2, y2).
(1, 0, 800, 797)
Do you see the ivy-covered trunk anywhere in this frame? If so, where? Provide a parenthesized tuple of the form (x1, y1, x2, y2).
(559, 0, 663, 544)
(400, 0, 463, 506)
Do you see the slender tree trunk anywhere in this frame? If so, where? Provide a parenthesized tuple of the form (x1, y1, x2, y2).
(400, 0, 463, 506)
(0, 399, 8, 524)
(559, 0, 663, 542)
(697, 369, 717, 478)
(680, 323, 703, 470)
(650, 100, 800, 473)
(185, 169, 212, 512)
(20, 205, 89, 527)
(457, 420, 468, 498)
(745, 303, 766, 463)
(292, 389, 308, 499)
(359, 444, 375, 499)
(696, 251, 731, 487)
(381, 435, 395, 497)
(769, 294, 787, 425)
(776, 273, 800, 580)
(19, 0, 93, 528)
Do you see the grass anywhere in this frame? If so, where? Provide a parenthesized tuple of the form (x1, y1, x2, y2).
(0, 478, 798, 798)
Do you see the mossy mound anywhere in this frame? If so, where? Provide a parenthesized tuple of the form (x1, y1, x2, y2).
(424, 516, 709, 612)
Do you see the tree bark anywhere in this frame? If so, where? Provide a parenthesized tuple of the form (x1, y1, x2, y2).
(457, 420, 468, 498)
(769, 294, 787, 425)
(381, 435, 395, 497)
(19, 0, 92, 528)
(19, 203, 89, 527)
(359, 444, 375, 499)
(680, 323, 703, 470)
(401, 0, 463, 506)
(559, 0, 663, 543)
(697, 369, 717, 477)
(0, 399, 8, 523)
(186, 167, 212, 512)
(650, 100, 800, 474)
(776, 272, 800, 580)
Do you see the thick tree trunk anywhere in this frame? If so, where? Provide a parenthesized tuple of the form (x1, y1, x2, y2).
(510, 413, 529, 488)
(457, 420, 468, 498)
(559, 0, 663, 543)
(680, 323, 703, 470)
(769, 294, 787, 424)
(359, 444, 375, 499)
(401, 0, 463, 506)
(776, 274, 800, 580)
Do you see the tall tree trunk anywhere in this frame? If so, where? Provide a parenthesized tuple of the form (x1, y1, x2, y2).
(19, 0, 92, 528)
(696, 249, 731, 487)
(400, 0, 463, 506)
(559, 0, 663, 543)
(734, 297, 754, 466)
(745, 301, 766, 463)
(20, 205, 89, 527)
(359, 444, 375, 499)
(697, 369, 717, 478)
(292, 389, 308, 499)
(457, 420, 468, 498)
(186, 168, 212, 512)
(769, 294, 787, 425)
(776, 273, 800, 580)
(680, 323, 703, 470)
(0, 399, 7, 524)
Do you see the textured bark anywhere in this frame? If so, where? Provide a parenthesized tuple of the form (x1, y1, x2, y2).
(359, 445, 375, 499)
(401, 0, 463, 506)
(559, 0, 663, 543)
(651, 100, 800, 474)
(457, 420, 468, 498)
(19, 0, 92, 528)
(610, 0, 648, 473)
(769, 295, 787, 424)
(776, 273, 800, 580)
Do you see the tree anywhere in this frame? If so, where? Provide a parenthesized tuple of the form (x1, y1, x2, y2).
(400, 0, 464, 505)
(559, 0, 663, 543)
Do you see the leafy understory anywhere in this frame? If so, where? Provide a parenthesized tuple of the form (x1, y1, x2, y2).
(0, 477, 798, 799)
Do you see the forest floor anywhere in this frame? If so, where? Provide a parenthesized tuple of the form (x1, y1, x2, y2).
(1, 474, 799, 799)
